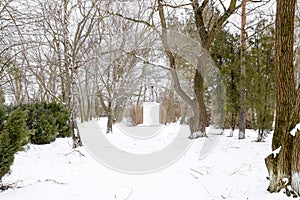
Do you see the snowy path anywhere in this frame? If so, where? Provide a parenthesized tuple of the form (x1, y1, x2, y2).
(0, 119, 292, 200)
(77, 119, 196, 173)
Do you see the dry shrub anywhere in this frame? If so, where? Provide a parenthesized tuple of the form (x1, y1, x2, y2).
(160, 100, 181, 124)
(129, 105, 143, 126)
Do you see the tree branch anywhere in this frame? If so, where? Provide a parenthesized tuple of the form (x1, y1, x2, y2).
(161, 2, 192, 9)
(106, 11, 153, 28)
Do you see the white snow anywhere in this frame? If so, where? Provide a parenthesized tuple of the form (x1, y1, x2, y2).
(282, 178, 289, 185)
(272, 146, 282, 158)
(290, 123, 300, 136)
(0, 120, 292, 200)
(292, 173, 300, 194)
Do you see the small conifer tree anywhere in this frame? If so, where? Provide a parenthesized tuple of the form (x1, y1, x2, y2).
(0, 108, 28, 182)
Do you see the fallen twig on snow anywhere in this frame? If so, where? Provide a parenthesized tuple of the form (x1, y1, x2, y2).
(190, 168, 204, 175)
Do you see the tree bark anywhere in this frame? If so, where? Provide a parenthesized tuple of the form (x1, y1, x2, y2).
(292, 130, 300, 194)
(239, 0, 246, 139)
(272, 0, 297, 151)
(194, 70, 208, 134)
(265, 0, 299, 195)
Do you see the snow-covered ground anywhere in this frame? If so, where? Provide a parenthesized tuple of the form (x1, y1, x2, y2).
(0, 119, 292, 200)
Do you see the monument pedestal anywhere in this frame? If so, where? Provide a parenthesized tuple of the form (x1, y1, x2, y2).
(142, 102, 160, 126)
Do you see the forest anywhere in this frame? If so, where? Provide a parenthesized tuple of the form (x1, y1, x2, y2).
(0, 0, 300, 199)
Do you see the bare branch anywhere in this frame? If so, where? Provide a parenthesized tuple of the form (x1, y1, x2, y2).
(124, 50, 170, 70)
(218, 0, 227, 12)
(161, 2, 192, 9)
(106, 10, 153, 28)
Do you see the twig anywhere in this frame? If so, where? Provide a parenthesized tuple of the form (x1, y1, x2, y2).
(189, 173, 199, 179)
(124, 188, 133, 200)
(190, 168, 204, 175)
(124, 50, 170, 70)
(106, 11, 153, 28)
(0, 183, 15, 191)
(4, 178, 68, 190)
(65, 149, 85, 157)
(41, 179, 67, 185)
(17, 179, 67, 189)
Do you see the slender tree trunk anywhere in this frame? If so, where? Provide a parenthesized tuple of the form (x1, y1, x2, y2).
(228, 112, 234, 137)
(157, 0, 198, 137)
(194, 70, 208, 134)
(106, 101, 113, 133)
(63, 0, 71, 106)
(239, 0, 247, 139)
(63, 0, 80, 147)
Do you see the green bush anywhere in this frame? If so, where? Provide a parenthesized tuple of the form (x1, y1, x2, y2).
(18, 102, 71, 144)
(47, 102, 71, 138)
(31, 110, 57, 145)
(0, 105, 10, 131)
(0, 101, 70, 181)
(0, 108, 28, 181)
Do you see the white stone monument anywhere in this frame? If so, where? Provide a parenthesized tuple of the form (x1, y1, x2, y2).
(142, 102, 160, 126)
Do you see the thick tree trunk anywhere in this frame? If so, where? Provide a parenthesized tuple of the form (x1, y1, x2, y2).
(265, 0, 299, 196)
(292, 130, 300, 194)
(272, 0, 297, 151)
(265, 132, 298, 197)
(265, 152, 279, 192)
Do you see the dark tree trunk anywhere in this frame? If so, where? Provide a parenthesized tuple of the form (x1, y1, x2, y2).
(194, 70, 208, 134)
(272, 0, 297, 151)
(106, 101, 113, 133)
(265, 0, 299, 196)
(106, 114, 113, 133)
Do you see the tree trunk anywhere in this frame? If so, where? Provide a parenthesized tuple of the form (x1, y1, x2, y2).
(272, 0, 297, 151)
(158, 0, 203, 137)
(257, 129, 263, 142)
(292, 130, 300, 194)
(265, 0, 299, 196)
(180, 103, 188, 124)
(194, 70, 208, 134)
(158, 0, 238, 137)
(106, 101, 113, 133)
(63, 0, 71, 107)
(239, 0, 247, 139)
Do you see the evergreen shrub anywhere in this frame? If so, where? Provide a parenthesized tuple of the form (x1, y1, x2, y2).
(0, 108, 28, 181)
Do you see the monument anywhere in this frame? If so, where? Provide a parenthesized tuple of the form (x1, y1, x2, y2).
(141, 85, 160, 126)
(142, 102, 160, 126)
